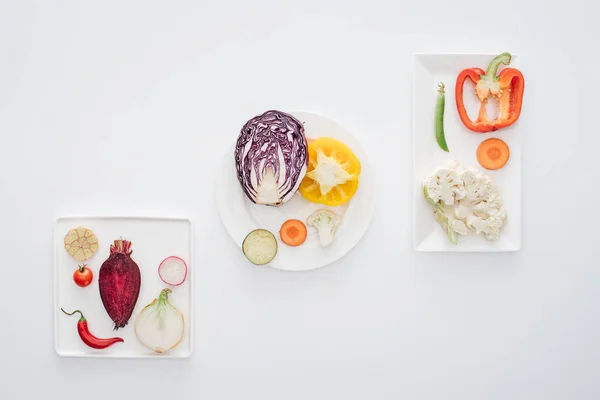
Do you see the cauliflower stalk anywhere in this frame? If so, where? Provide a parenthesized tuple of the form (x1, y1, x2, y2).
(423, 160, 506, 243)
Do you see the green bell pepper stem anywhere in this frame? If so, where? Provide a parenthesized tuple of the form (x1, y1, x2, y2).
(482, 52, 512, 81)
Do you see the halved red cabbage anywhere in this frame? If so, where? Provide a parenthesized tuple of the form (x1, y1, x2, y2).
(235, 110, 308, 206)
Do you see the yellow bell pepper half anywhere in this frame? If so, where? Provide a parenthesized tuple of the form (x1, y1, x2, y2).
(298, 137, 361, 206)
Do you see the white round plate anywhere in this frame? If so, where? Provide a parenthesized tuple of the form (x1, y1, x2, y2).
(216, 110, 375, 271)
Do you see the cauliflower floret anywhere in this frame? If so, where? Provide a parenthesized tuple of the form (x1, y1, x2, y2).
(471, 214, 506, 241)
(495, 206, 507, 222)
(461, 168, 499, 204)
(454, 204, 479, 230)
(445, 217, 470, 244)
(450, 219, 469, 236)
(423, 162, 466, 206)
(485, 186, 501, 205)
(460, 169, 481, 201)
(306, 209, 341, 247)
(454, 204, 471, 220)
(472, 201, 490, 214)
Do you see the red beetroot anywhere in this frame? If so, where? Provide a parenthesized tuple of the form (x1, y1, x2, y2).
(98, 239, 141, 330)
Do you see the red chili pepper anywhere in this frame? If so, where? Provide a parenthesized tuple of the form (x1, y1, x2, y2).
(455, 52, 525, 133)
(61, 308, 124, 349)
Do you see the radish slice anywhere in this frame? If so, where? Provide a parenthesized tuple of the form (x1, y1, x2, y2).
(158, 256, 188, 286)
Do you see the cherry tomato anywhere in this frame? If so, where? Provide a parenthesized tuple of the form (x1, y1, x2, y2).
(73, 264, 93, 287)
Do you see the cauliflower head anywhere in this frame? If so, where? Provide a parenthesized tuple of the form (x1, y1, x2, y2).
(423, 161, 506, 244)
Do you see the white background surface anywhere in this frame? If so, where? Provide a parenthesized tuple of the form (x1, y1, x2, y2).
(0, 1, 597, 399)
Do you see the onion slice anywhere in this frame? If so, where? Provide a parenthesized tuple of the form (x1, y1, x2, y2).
(158, 256, 188, 286)
(134, 288, 184, 354)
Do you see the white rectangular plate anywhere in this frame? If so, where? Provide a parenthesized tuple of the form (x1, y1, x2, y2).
(413, 54, 521, 252)
(54, 216, 194, 358)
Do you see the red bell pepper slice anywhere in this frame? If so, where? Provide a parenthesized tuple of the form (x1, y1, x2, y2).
(455, 52, 525, 133)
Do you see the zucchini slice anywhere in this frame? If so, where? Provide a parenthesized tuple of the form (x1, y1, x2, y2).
(242, 229, 278, 265)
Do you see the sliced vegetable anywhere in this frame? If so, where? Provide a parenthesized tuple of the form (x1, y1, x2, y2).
(135, 288, 184, 354)
(423, 160, 507, 243)
(64, 227, 99, 261)
(306, 209, 341, 247)
(234, 110, 308, 206)
(158, 256, 188, 286)
(98, 240, 141, 330)
(73, 264, 93, 287)
(435, 82, 449, 152)
(476, 138, 510, 170)
(242, 229, 278, 265)
(455, 52, 525, 133)
(299, 137, 361, 206)
(279, 219, 307, 247)
(61, 308, 124, 349)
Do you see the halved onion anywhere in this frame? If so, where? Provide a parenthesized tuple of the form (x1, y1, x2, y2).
(134, 288, 184, 354)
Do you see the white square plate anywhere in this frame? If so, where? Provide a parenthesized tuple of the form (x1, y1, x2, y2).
(54, 216, 194, 358)
(413, 54, 522, 252)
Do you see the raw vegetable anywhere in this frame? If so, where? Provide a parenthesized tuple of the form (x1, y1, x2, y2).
(134, 288, 184, 354)
(422, 165, 464, 206)
(73, 264, 93, 287)
(306, 209, 341, 247)
(242, 229, 278, 265)
(234, 110, 308, 206)
(64, 227, 99, 261)
(61, 308, 124, 349)
(435, 82, 449, 152)
(158, 256, 188, 286)
(423, 160, 507, 243)
(298, 137, 361, 206)
(455, 52, 525, 133)
(476, 138, 510, 170)
(98, 240, 142, 330)
(279, 219, 307, 247)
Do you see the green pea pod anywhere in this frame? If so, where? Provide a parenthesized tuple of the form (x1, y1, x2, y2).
(435, 83, 449, 152)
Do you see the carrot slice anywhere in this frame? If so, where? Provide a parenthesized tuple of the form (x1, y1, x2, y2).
(476, 138, 510, 170)
(279, 219, 307, 247)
